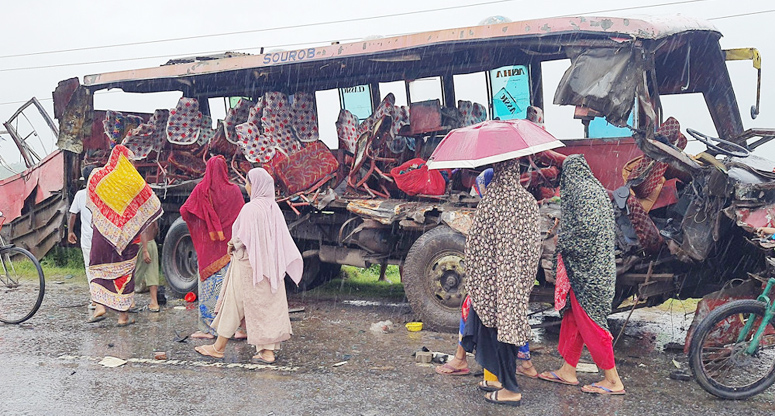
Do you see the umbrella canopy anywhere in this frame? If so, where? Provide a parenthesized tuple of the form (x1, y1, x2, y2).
(426, 119, 564, 170)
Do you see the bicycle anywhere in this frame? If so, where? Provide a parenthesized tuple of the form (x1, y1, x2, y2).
(0, 210, 45, 324)
(688, 277, 775, 399)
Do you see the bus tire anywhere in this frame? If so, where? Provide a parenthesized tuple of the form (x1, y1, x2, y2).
(288, 254, 341, 293)
(161, 217, 199, 297)
(402, 225, 467, 332)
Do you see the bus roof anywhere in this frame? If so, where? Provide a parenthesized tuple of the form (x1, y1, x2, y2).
(83, 15, 719, 90)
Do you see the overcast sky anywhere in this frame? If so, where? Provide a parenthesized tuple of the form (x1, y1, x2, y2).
(1, 0, 773, 161)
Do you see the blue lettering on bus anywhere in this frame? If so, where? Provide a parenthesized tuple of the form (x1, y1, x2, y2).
(262, 48, 318, 65)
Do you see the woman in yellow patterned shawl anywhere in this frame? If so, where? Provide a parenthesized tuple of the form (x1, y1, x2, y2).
(85, 145, 162, 326)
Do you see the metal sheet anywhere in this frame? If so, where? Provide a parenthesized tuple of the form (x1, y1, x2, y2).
(0, 150, 65, 222)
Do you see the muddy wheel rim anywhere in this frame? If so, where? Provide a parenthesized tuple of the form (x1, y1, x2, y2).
(172, 235, 198, 285)
(426, 251, 467, 310)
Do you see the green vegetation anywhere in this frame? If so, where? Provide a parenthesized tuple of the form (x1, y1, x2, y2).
(305, 264, 406, 300)
(39, 247, 88, 283)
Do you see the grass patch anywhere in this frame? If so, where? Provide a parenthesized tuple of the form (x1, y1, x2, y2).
(36, 246, 88, 284)
(37, 246, 166, 286)
(304, 264, 405, 300)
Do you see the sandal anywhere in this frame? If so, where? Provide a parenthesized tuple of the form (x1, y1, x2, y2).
(484, 390, 521, 407)
(116, 318, 136, 327)
(86, 314, 106, 324)
(478, 380, 502, 392)
(537, 371, 579, 386)
(190, 331, 215, 339)
(582, 382, 626, 395)
(195, 344, 225, 359)
(434, 363, 470, 376)
(516, 364, 539, 379)
(251, 350, 275, 364)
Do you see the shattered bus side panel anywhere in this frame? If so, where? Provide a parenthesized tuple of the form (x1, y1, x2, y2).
(0, 150, 68, 258)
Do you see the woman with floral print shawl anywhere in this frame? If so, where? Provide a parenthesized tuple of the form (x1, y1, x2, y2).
(85, 145, 162, 326)
(461, 158, 541, 407)
(180, 156, 245, 339)
(537, 154, 626, 395)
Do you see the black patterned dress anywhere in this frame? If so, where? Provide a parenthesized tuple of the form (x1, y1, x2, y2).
(465, 158, 541, 345)
(556, 154, 616, 330)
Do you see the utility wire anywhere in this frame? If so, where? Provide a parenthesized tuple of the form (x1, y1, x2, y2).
(0, 37, 362, 73)
(0, 0, 517, 59)
(0, 0, 716, 61)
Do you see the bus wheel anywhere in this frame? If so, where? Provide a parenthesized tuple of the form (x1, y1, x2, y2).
(161, 217, 199, 297)
(288, 252, 341, 293)
(403, 226, 467, 332)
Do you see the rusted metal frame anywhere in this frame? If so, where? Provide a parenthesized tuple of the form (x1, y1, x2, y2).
(3, 98, 60, 169)
(614, 262, 655, 347)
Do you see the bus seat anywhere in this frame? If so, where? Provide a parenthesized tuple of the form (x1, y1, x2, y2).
(336, 109, 360, 154)
(457, 100, 487, 127)
(291, 92, 320, 143)
(122, 109, 169, 160)
(224, 98, 256, 144)
(103, 109, 144, 148)
(261, 91, 302, 156)
(166, 97, 203, 145)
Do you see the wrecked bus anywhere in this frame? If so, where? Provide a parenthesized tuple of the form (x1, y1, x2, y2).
(4, 15, 774, 331)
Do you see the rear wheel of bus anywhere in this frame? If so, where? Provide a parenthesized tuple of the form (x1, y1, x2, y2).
(161, 217, 199, 297)
(402, 226, 467, 332)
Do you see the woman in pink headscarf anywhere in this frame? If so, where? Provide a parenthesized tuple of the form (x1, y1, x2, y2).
(195, 168, 303, 363)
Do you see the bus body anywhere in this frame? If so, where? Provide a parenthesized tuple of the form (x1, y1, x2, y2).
(5, 15, 774, 331)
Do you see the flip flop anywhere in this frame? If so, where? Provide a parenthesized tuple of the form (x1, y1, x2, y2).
(251, 351, 275, 364)
(148, 305, 160, 313)
(516, 365, 539, 379)
(116, 318, 136, 327)
(537, 371, 579, 386)
(484, 390, 521, 407)
(86, 314, 106, 323)
(582, 383, 626, 395)
(190, 331, 216, 339)
(251, 355, 276, 365)
(434, 363, 470, 376)
(478, 380, 502, 392)
(195, 345, 224, 359)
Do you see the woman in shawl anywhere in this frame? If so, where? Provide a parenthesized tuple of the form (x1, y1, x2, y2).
(537, 154, 625, 395)
(85, 145, 163, 326)
(195, 168, 303, 363)
(460, 158, 541, 407)
(180, 156, 245, 339)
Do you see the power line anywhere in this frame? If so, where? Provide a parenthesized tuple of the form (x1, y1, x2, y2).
(0, 0, 716, 61)
(708, 9, 775, 20)
(0, 1, 739, 74)
(0, 0, 517, 60)
(0, 1, 768, 105)
(0, 37, 362, 73)
(561, 0, 709, 17)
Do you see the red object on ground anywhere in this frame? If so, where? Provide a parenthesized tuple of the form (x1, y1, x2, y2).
(184, 292, 197, 302)
(426, 119, 564, 170)
(558, 290, 616, 370)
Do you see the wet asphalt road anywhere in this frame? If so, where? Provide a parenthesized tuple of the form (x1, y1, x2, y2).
(1, 281, 773, 415)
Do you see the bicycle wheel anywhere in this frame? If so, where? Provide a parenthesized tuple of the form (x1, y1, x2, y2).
(688, 299, 775, 399)
(0, 246, 45, 324)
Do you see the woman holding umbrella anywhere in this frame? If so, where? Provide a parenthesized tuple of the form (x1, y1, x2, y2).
(460, 157, 541, 407)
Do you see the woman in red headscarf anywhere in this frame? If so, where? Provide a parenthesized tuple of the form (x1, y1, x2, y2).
(180, 156, 245, 339)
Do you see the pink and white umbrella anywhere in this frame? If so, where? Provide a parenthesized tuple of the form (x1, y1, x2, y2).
(426, 119, 564, 170)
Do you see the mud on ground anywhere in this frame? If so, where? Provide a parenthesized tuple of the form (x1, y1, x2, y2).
(0, 280, 773, 415)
